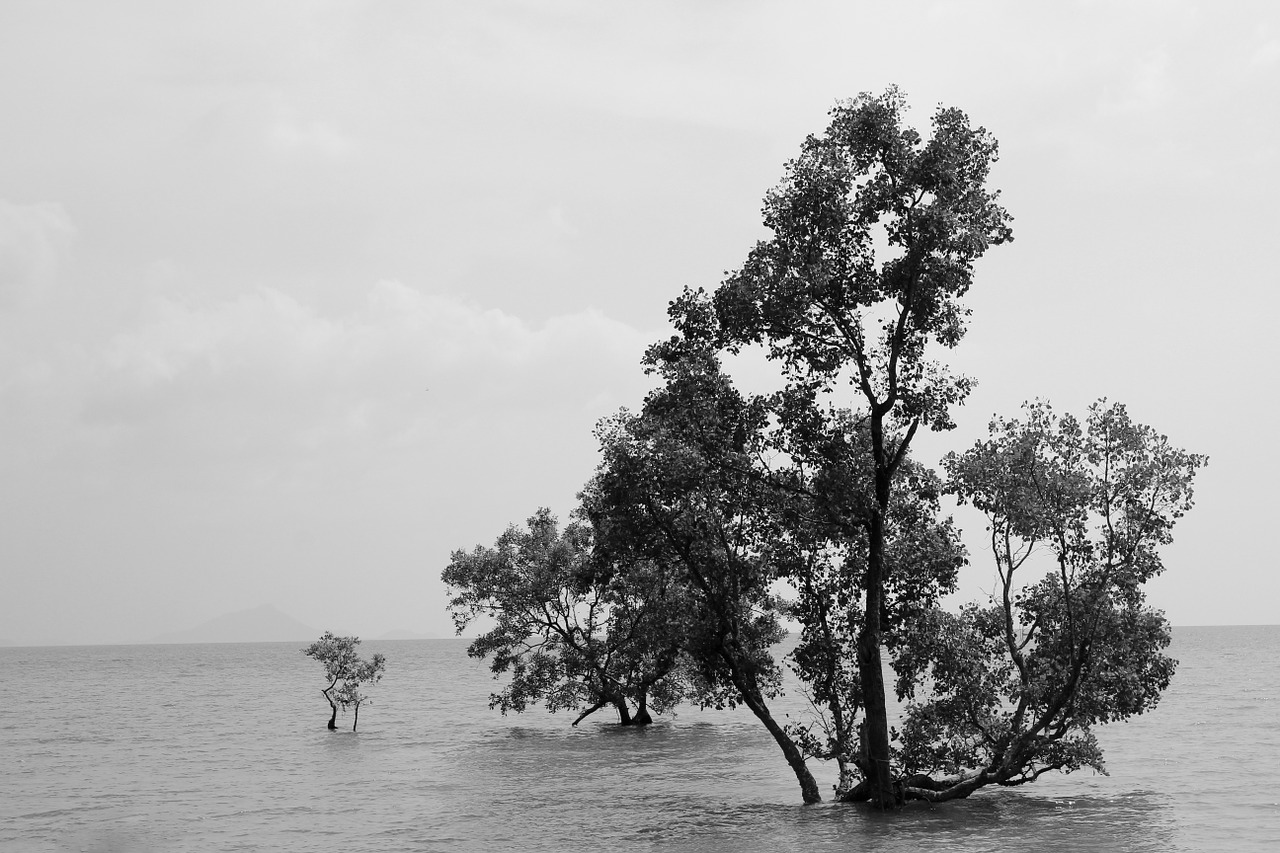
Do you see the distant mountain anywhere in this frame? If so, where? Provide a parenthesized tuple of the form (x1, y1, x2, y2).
(148, 604, 318, 644)
(377, 628, 443, 640)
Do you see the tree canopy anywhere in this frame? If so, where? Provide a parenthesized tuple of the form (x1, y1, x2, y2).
(886, 400, 1207, 800)
(584, 349, 809, 795)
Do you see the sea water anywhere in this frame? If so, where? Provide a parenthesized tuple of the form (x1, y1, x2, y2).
(3, 627, 1278, 852)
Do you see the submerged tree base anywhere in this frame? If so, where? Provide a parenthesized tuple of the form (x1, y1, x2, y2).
(569, 696, 657, 727)
(840, 774, 963, 806)
(840, 770, 1059, 805)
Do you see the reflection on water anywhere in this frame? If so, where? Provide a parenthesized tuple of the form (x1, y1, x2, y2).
(1, 628, 1277, 852)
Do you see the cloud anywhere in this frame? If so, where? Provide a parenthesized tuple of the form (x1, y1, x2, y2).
(1098, 50, 1172, 116)
(267, 117, 354, 158)
(0, 263, 667, 643)
(1, 277, 654, 490)
(1250, 38, 1280, 68)
(0, 200, 75, 309)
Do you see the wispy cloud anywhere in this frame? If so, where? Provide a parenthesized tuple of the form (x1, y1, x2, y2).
(1250, 38, 1280, 68)
(1098, 50, 1172, 116)
(0, 200, 76, 309)
(268, 118, 354, 159)
(4, 274, 654, 481)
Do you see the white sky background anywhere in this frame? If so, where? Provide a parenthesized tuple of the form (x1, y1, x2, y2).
(1, 1, 1276, 644)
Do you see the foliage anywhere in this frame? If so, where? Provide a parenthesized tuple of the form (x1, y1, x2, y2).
(442, 509, 694, 726)
(439, 88, 1206, 811)
(663, 86, 1011, 805)
(875, 400, 1206, 800)
(582, 347, 816, 798)
(333, 655, 387, 731)
(771, 448, 967, 793)
(302, 632, 387, 731)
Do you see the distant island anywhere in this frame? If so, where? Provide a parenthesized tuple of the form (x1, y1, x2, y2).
(143, 604, 443, 645)
(147, 604, 319, 644)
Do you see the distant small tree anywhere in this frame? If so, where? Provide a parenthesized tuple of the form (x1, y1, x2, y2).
(302, 632, 387, 731)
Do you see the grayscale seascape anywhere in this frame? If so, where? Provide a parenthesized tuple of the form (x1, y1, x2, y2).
(4, 4, 1279, 851)
(4, 626, 1277, 852)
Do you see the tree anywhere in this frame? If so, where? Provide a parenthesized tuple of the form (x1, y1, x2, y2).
(876, 400, 1205, 801)
(442, 88, 1207, 810)
(770, 436, 967, 800)
(302, 632, 387, 731)
(443, 509, 694, 726)
(585, 348, 818, 800)
(672, 87, 1012, 806)
(602, 332, 966, 804)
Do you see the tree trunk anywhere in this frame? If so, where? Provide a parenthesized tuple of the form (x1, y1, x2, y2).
(726, 660, 821, 804)
(613, 699, 634, 726)
(352, 703, 360, 732)
(324, 686, 338, 731)
(857, 491, 898, 809)
(572, 698, 609, 726)
(632, 692, 653, 726)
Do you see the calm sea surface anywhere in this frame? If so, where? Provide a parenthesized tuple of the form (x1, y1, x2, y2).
(3, 626, 1278, 852)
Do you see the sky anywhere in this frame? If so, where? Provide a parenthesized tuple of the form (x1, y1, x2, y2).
(1, 0, 1277, 645)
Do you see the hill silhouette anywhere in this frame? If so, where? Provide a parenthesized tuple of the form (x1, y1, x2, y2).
(148, 604, 317, 644)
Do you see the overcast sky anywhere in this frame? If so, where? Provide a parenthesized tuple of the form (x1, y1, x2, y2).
(2, 0, 1276, 644)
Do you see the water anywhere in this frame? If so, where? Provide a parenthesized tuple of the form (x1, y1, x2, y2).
(3, 627, 1278, 852)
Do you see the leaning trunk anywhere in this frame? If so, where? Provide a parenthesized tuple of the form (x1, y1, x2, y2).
(727, 659, 821, 804)
(613, 698, 634, 726)
(572, 697, 610, 726)
(323, 685, 338, 731)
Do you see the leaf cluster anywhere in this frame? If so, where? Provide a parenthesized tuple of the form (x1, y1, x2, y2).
(302, 632, 386, 715)
(883, 400, 1204, 793)
(711, 87, 1011, 434)
(443, 508, 697, 723)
